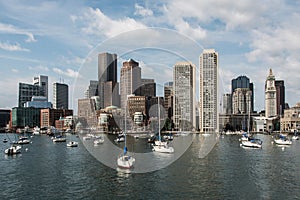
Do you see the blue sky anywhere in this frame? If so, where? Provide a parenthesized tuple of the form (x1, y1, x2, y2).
(1, 0, 300, 113)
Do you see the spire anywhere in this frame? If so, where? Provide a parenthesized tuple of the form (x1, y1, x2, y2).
(269, 68, 273, 76)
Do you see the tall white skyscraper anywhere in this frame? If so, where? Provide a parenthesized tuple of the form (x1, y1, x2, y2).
(173, 62, 196, 131)
(265, 69, 277, 117)
(199, 49, 219, 133)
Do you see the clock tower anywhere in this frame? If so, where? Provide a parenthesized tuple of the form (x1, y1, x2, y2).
(265, 69, 277, 117)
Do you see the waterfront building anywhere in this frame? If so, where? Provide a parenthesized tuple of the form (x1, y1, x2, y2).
(98, 52, 119, 109)
(120, 59, 142, 110)
(232, 88, 252, 114)
(275, 80, 285, 116)
(128, 96, 147, 122)
(40, 108, 73, 128)
(281, 103, 300, 132)
(164, 82, 173, 119)
(11, 107, 41, 128)
(33, 75, 48, 101)
(85, 80, 98, 98)
(18, 83, 45, 107)
(199, 49, 219, 133)
(222, 93, 232, 115)
(53, 82, 68, 109)
(265, 69, 277, 117)
(24, 96, 52, 109)
(0, 109, 11, 128)
(173, 61, 196, 131)
(77, 98, 98, 128)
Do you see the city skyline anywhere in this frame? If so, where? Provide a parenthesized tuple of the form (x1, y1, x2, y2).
(1, 1, 300, 112)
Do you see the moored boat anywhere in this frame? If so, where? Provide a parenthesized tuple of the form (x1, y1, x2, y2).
(67, 141, 78, 147)
(5, 144, 21, 155)
(274, 135, 292, 145)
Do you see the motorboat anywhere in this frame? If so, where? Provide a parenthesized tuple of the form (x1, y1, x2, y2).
(67, 141, 78, 147)
(163, 134, 174, 141)
(5, 144, 21, 155)
(292, 135, 299, 140)
(52, 135, 66, 142)
(241, 138, 263, 148)
(274, 135, 292, 145)
(33, 126, 40, 135)
(17, 136, 31, 144)
(115, 134, 125, 143)
(94, 137, 104, 145)
(3, 138, 8, 143)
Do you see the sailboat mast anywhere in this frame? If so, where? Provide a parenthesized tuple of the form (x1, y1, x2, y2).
(158, 97, 160, 140)
(248, 99, 251, 134)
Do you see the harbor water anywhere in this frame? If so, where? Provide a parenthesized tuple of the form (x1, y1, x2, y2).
(0, 133, 299, 199)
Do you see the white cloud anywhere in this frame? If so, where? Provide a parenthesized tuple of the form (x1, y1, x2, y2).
(11, 68, 19, 73)
(0, 41, 30, 52)
(53, 67, 81, 79)
(0, 23, 36, 42)
(134, 4, 153, 17)
(28, 65, 49, 71)
(73, 7, 147, 38)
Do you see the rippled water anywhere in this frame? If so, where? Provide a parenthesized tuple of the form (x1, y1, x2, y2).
(0, 133, 299, 199)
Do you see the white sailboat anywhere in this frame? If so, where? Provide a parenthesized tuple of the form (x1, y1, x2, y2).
(152, 97, 174, 153)
(117, 95, 135, 169)
(241, 101, 262, 148)
(274, 105, 292, 145)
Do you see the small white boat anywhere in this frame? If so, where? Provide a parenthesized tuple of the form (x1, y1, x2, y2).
(117, 147, 135, 169)
(115, 134, 125, 143)
(292, 135, 299, 140)
(154, 140, 168, 146)
(94, 138, 104, 145)
(17, 136, 31, 144)
(241, 139, 262, 148)
(67, 141, 78, 147)
(33, 126, 40, 135)
(5, 144, 21, 155)
(153, 144, 174, 153)
(274, 135, 292, 145)
(239, 132, 250, 141)
(52, 135, 66, 142)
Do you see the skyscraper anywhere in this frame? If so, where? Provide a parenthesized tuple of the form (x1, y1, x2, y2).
(164, 82, 173, 119)
(232, 88, 252, 114)
(33, 75, 48, 101)
(275, 80, 285, 116)
(231, 75, 254, 112)
(85, 80, 98, 98)
(53, 83, 68, 109)
(222, 93, 232, 114)
(199, 49, 219, 133)
(265, 69, 277, 117)
(18, 83, 44, 107)
(98, 52, 118, 108)
(120, 59, 141, 110)
(173, 62, 196, 131)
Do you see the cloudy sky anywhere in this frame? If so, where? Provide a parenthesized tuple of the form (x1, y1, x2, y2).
(0, 0, 299, 112)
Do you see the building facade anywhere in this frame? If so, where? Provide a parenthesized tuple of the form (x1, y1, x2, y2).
(232, 88, 252, 114)
(12, 107, 41, 128)
(120, 59, 141, 110)
(24, 96, 52, 108)
(164, 82, 173, 119)
(173, 61, 196, 131)
(98, 52, 119, 109)
(222, 93, 232, 115)
(53, 83, 68, 109)
(18, 83, 45, 107)
(0, 109, 11, 128)
(33, 75, 48, 101)
(77, 98, 98, 128)
(275, 80, 285, 116)
(199, 49, 219, 133)
(40, 108, 73, 128)
(85, 80, 98, 98)
(265, 69, 277, 117)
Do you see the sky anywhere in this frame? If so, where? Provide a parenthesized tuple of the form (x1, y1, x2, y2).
(0, 0, 300, 113)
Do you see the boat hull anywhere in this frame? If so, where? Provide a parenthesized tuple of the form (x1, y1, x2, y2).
(117, 155, 135, 169)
